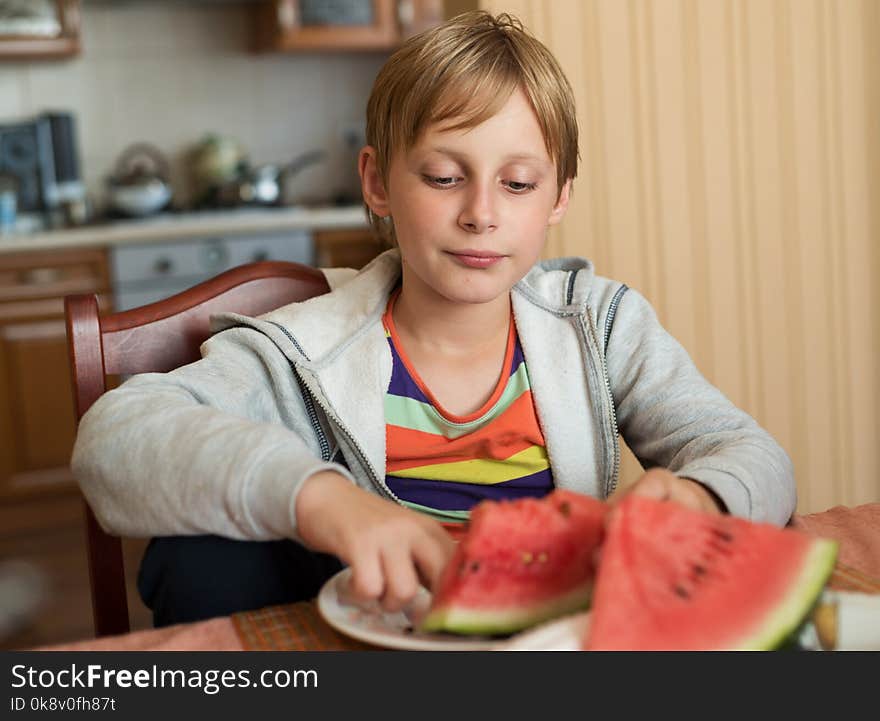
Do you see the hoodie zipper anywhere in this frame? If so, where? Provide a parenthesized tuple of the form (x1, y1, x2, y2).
(600, 350, 621, 496)
(296, 369, 401, 503)
(267, 322, 400, 503)
(602, 284, 629, 496)
(264, 322, 332, 462)
(601, 284, 628, 495)
(580, 313, 621, 498)
(570, 269, 619, 494)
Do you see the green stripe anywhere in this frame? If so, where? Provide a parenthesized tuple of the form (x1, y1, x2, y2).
(401, 500, 471, 523)
(385, 360, 532, 438)
(391, 444, 549, 483)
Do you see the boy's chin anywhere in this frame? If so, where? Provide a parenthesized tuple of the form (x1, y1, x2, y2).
(435, 278, 517, 306)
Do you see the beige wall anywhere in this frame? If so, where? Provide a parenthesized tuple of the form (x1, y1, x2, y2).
(484, 0, 879, 513)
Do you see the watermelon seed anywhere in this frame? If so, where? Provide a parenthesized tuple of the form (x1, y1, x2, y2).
(712, 528, 734, 543)
(689, 565, 706, 583)
(470, 561, 481, 573)
(558, 501, 571, 517)
(708, 542, 733, 556)
(673, 585, 691, 599)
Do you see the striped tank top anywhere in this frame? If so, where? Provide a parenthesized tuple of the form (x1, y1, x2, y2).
(382, 289, 554, 531)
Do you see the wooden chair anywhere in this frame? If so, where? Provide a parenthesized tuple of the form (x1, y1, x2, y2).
(64, 260, 330, 637)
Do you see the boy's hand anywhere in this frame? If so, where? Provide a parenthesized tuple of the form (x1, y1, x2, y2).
(608, 468, 725, 515)
(295, 471, 456, 612)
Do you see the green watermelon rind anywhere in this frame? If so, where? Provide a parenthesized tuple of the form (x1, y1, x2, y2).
(419, 580, 595, 637)
(734, 538, 838, 651)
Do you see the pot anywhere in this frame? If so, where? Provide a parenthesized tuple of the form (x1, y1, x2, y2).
(218, 150, 326, 207)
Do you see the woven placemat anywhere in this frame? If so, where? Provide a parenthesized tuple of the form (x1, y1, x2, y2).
(231, 601, 375, 651)
(828, 562, 880, 593)
(231, 562, 879, 651)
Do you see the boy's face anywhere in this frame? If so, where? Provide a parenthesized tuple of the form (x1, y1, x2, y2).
(361, 88, 571, 307)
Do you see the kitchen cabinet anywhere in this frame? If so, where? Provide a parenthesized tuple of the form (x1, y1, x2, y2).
(314, 228, 388, 269)
(0, 218, 373, 501)
(254, 0, 444, 52)
(0, 247, 110, 499)
(0, 0, 81, 60)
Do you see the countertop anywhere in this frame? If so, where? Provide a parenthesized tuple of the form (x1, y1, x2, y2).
(0, 204, 369, 255)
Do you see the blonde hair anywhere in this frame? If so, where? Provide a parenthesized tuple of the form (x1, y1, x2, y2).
(364, 10, 579, 241)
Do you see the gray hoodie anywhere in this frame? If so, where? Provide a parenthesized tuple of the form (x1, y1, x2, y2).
(70, 249, 796, 542)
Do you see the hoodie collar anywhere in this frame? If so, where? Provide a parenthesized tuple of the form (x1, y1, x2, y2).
(212, 248, 595, 365)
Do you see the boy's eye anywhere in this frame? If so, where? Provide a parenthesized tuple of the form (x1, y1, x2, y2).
(423, 175, 461, 188)
(504, 180, 538, 193)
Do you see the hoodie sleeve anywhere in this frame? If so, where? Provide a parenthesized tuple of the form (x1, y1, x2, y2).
(604, 287, 796, 526)
(70, 326, 355, 541)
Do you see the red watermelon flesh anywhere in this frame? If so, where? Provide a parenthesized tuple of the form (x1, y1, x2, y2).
(420, 490, 608, 636)
(585, 495, 838, 650)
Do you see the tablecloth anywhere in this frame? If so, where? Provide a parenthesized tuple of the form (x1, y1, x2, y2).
(36, 504, 880, 651)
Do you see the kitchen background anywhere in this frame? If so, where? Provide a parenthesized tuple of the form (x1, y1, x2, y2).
(0, 0, 472, 649)
(0, 0, 878, 649)
(1, 0, 393, 216)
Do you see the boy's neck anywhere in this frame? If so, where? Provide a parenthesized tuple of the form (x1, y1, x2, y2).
(391, 275, 511, 358)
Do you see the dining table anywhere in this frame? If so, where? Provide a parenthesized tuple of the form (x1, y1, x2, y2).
(32, 502, 880, 652)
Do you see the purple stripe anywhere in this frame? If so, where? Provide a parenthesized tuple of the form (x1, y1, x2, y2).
(386, 330, 525, 401)
(509, 336, 525, 377)
(386, 467, 555, 511)
(385, 337, 432, 404)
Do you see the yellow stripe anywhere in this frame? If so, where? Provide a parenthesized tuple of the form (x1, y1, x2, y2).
(390, 445, 550, 485)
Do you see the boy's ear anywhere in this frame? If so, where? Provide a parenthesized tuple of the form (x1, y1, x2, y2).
(548, 179, 572, 226)
(358, 146, 391, 217)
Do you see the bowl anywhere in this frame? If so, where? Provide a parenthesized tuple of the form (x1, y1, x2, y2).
(108, 178, 172, 217)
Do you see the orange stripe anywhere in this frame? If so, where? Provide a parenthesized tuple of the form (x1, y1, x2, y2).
(386, 391, 545, 473)
(441, 522, 469, 542)
(383, 287, 517, 423)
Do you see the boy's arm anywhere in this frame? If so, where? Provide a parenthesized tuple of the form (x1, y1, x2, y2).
(70, 326, 355, 541)
(603, 288, 796, 526)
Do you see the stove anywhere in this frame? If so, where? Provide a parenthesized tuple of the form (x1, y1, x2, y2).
(110, 223, 315, 311)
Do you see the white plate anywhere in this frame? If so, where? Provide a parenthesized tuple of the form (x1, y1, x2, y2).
(493, 611, 590, 651)
(316, 567, 502, 651)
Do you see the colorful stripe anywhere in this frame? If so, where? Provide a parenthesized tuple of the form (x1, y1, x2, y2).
(383, 288, 554, 520)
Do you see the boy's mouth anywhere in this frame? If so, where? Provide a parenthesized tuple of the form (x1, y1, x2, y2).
(446, 249, 507, 269)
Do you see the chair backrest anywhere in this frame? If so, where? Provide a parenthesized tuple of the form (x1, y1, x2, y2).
(65, 260, 330, 637)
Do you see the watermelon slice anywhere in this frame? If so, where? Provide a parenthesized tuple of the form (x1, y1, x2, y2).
(585, 495, 838, 650)
(420, 489, 607, 636)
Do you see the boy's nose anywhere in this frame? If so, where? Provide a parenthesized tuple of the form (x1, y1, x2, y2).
(457, 185, 497, 234)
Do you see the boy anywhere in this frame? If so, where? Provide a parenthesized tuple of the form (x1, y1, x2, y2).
(72, 12, 795, 625)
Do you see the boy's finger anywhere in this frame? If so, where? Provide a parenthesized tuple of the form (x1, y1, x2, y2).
(412, 535, 455, 592)
(379, 548, 420, 613)
(629, 469, 673, 501)
(347, 551, 385, 604)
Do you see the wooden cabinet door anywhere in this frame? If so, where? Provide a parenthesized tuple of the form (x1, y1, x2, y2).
(254, 0, 444, 52)
(0, 0, 81, 60)
(0, 247, 110, 498)
(314, 228, 387, 269)
(0, 319, 77, 493)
